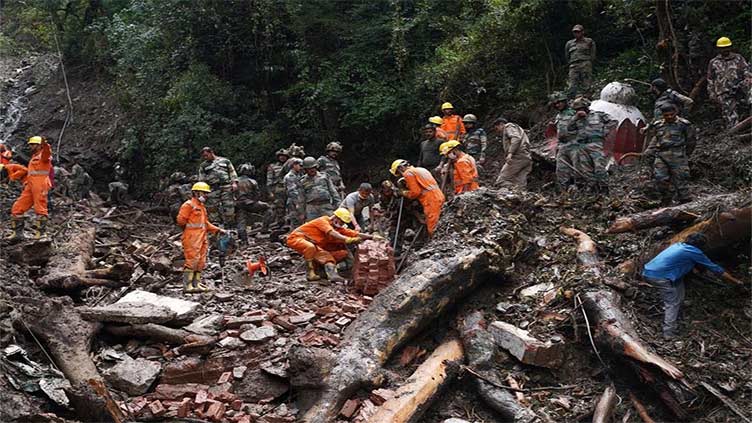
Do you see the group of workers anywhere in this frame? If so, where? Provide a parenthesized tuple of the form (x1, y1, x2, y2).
(0, 29, 746, 338)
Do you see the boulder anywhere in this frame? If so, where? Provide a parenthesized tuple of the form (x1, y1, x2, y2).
(233, 369, 288, 402)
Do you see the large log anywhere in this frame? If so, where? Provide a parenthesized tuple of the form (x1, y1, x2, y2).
(12, 296, 125, 422)
(459, 312, 536, 422)
(637, 207, 752, 267)
(36, 227, 132, 290)
(606, 192, 749, 234)
(561, 227, 695, 419)
(365, 338, 464, 423)
(292, 248, 498, 423)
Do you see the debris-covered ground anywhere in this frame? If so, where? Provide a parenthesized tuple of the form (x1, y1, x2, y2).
(1, 55, 751, 423)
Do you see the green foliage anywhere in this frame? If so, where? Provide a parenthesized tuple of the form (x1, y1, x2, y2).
(1, 0, 749, 192)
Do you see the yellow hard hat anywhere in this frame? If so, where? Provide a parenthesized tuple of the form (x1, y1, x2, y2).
(0, 164, 4, 172)
(428, 116, 443, 125)
(716, 37, 732, 47)
(28, 136, 43, 145)
(390, 159, 408, 176)
(441, 102, 454, 110)
(191, 182, 211, 192)
(439, 140, 461, 156)
(333, 208, 352, 224)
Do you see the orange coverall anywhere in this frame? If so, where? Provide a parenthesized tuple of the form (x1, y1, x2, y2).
(4, 163, 28, 182)
(0, 144, 12, 164)
(286, 216, 359, 265)
(402, 166, 445, 235)
(452, 152, 480, 194)
(435, 127, 449, 141)
(440, 115, 466, 140)
(177, 197, 221, 271)
(11, 143, 51, 217)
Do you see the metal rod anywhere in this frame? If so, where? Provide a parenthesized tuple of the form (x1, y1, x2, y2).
(392, 196, 404, 251)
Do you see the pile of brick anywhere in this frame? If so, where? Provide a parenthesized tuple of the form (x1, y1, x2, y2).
(352, 240, 396, 295)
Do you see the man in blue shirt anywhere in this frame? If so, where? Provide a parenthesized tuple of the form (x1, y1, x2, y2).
(642, 233, 742, 339)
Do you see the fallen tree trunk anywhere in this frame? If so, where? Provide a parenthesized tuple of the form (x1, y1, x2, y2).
(105, 323, 192, 344)
(592, 384, 617, 423)
(559, 227, 600, 272)
(636, 207, 752, 267)
(12, 296, 125, 422)
(366, 338, 464, 423)
(291, 248, 498, 423)
(459, 311, 536, 422)
(561, 226, 695, 419)
(36, 227, 133, 290)
(581, 290, 684, 380)
(606, 192, 750, 234)
(606, 192, 749, 234)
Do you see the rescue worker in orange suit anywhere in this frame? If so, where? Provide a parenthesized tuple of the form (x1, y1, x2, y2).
(439, 102, 466, 140)
(439, 140, 479, 194)
(177, 182, 226, 293)
(286, 208, 381, 283)
(390, 159, 446, 237)
(8, 136, 52, 240)
(428, 116, 449, 141)
(0, 163, 28, 183)
(0, 143, 12, 164)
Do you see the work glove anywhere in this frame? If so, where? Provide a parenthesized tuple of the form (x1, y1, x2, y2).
(371, 234, 385, 241)
(345, 236, 362, 245)
(397, 178, 407, 188)
(400, 189, 410, 198)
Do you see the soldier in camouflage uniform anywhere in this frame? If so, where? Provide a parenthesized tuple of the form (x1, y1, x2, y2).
(300, 156, 341, 221)
(166, 172, 193, 218)
(317, 142, 345, 196)
(69, 162, 93, 201)
(461, 114, 487, 166)
(565, 24, 596, 98)
(283, 157, 305, 227)
(266, 148, 290, 226)
(281, 143, 305, 175)
(643, 104, 696, 204)
(198, 147, 238, 226)
(567, 97, 617, 191)
(108, 161, 129, 204)
(550, 92, 579, 188)
(235, 163, 272, 244)
(650, 78, 694, 120)
(707, 37, 749, 128)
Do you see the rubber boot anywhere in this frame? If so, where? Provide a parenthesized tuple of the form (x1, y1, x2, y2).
(237, 228, 249, 246)
(34, 216, 48, 239)
(192, 272, 210, 292)
(183, 270, 196, 293)
(6, 216, 25, 241)
(323, 263, 345, 283)
(306, 260, 321, 281)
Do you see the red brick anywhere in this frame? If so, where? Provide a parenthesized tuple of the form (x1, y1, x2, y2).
(231, 399, 243, 411)
(217, 371, 233, 384)
(177, 398, 192, 418)
(148, 400, 166, 416)
(206, 402, 227, 422)
(339, 399, 361, 418)
(237, 415, 252, 423)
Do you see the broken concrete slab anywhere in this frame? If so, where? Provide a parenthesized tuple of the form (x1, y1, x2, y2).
(79, 302, 177, 325)
(115, 290, 201, 325)
(489, 321, 563, 369)
(104, 356, 161, 395)
(239, 326, 276, 343)
(152, 383, 210, 400)
(185, 314, 223, 336)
